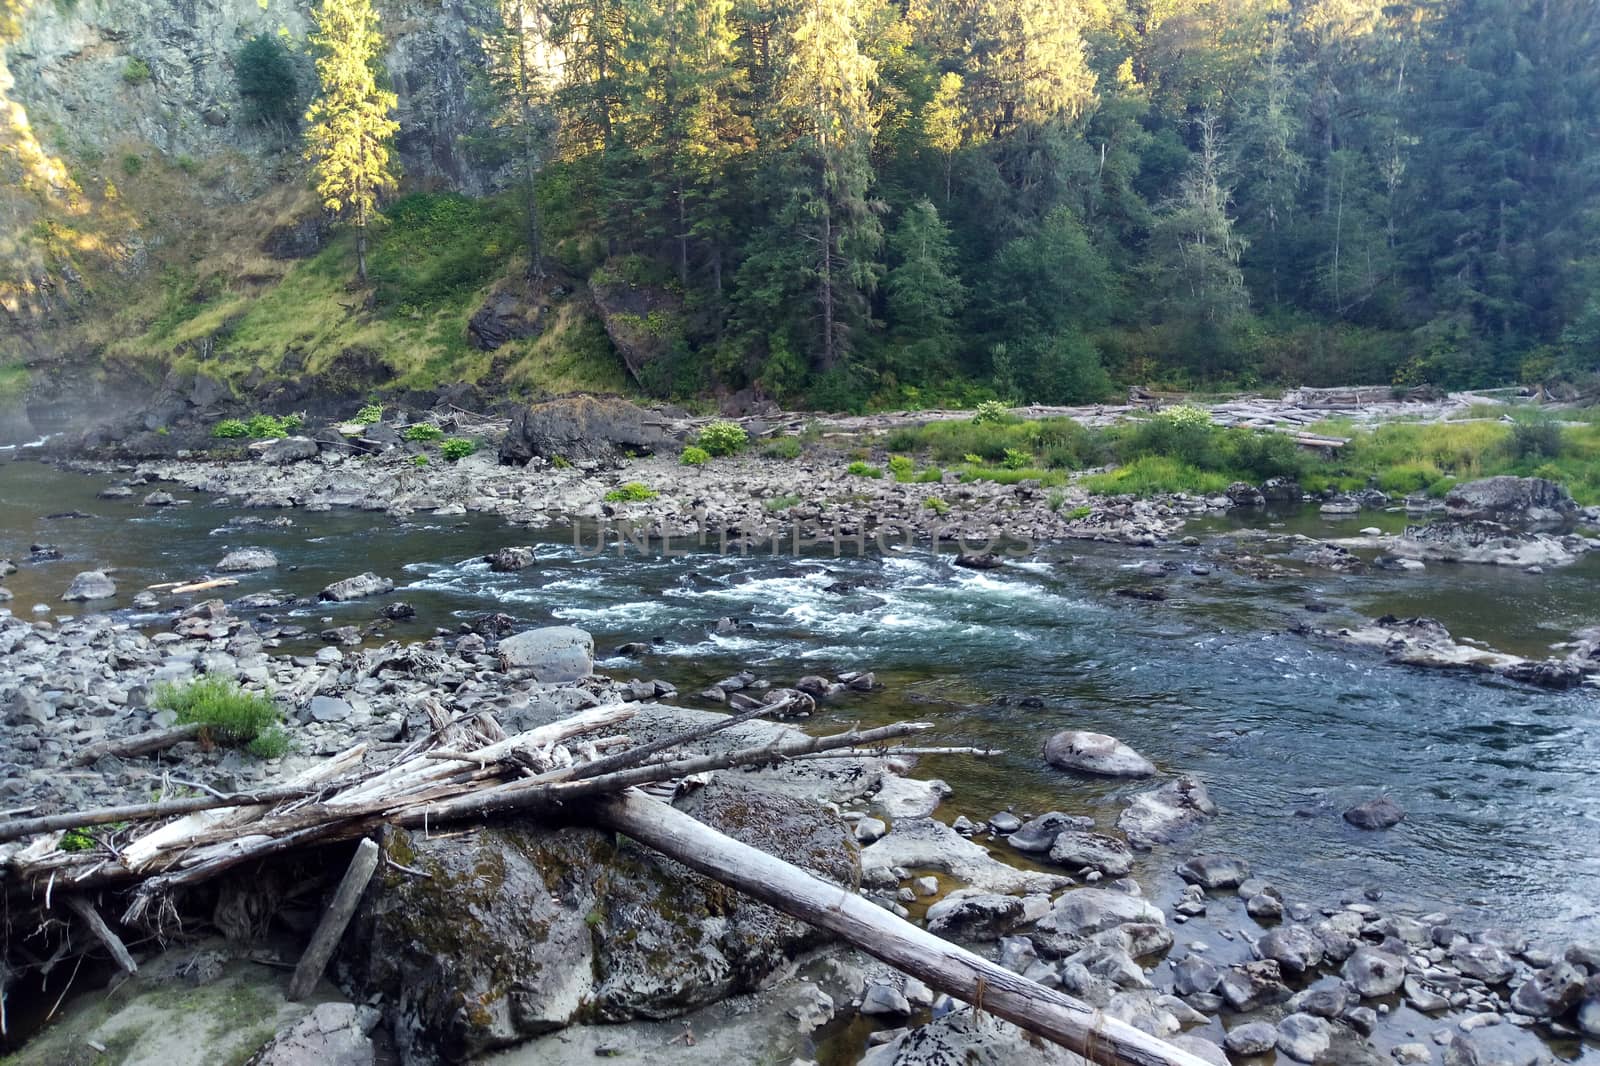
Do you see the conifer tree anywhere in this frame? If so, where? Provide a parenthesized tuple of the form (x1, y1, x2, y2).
(303, 0, 399, 284)
(480, 0, 554, 277)
(885, 198, 964, 367)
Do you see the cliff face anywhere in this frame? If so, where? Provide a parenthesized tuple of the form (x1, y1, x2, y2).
(0, 0, 508, 441)
(6, 0, 501, 194)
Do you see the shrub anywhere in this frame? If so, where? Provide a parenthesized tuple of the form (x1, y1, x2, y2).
(121, 153, 144, 177)
(763, 435, 802, 460)
(123, 57, 152, 86)
(924, 496, 950, 516)
(914, 467, 943, 483)
(698, 420, 749, 457)
(962, 453, 983, 465)
(1509, 416, 1564, 461)
(551, 455, 572, 469)
(440, 438, 476, 461)
(1119, 407, 1220, 469)
(604, 481, 659, 502)
(1002, 448, 1031, 469)
(888, 454, 915, 481)
(765, 494, 801, 511)
(1376, 463, 1437, 495)
(245, 413, 289, 439)
(1067, 504, 1093, 520)
(353, 403, 383, 425)
(1048, 488, 1066, 511)
(846, 461, 882, 478)
(972, 400, 1010, 425)
(1222, 429, 1306, 482)
(155, 677, 286, 758)
(403, 423, 444, 442)
(213, 418, 248, 439)
(412, 454, 429, 467)
(681, 445, 711, 466)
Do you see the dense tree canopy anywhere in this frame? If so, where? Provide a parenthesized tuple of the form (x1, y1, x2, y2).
(473, 0, 1600, 407)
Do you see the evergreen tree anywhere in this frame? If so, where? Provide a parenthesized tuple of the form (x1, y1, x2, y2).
(885, 198, 964, 370)
(236, 33, 300, 129)
(479, 0, 554, 277)
(303, 0, 399, 284)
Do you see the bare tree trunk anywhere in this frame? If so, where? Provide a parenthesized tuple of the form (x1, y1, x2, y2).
(819, 198, 835, 370)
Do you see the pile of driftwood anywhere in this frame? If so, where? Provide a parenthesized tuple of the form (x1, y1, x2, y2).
(0, 700, 1211, 1066)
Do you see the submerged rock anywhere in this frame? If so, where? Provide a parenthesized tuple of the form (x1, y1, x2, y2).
(1043, 731, 1156, 778)
(319, 572, 394, 601)
(1117, 776, 1216, 848)
(1176, 854, 1249, 890)
(1343, 796, 1405, 830)
(1006, 811, 1094, 853)
(485, 546, 537, 572)
(216, 547, 279, 572)
(62, 570, 116, 601)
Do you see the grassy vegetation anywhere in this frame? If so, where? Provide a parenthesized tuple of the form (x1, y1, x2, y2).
(604, 481, 658, 502)
(0, 362, 29, 402)
(847, 460, 883, 478)
(762, 435, 802, 459)
(697, 420, 749, 456)
(765, 494, 802, 511)
(681, 445, 710, 466)
(403, 422, 444, 442)
(213, 413, 302, 439)
(155, 677, 288, 758)
(440, 437, 477, 461)
(884, 404, 1600, 502)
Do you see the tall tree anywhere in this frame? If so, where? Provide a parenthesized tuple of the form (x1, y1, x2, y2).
(480, 0, 555, 277)
(772, 0, 882, 370)
(303, 0, 399, 284)
(1151, 112, 1248, 347)
(885, 198, 964, 370)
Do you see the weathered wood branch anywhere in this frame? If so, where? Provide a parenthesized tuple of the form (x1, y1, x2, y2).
(71, 723, 206, 767)
(287, 838, 379, 1001)
(64, 897, 136, 975)
(0, 782, 327, 845)
(593, 789, 1213, 1066)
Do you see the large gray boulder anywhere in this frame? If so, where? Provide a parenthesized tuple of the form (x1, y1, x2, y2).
(341, 783, 857, 1062)
(216, 547, 278, 573)
(1343, 946, 1406, 997)
(1446, 476, 1575, 527)
(61, 570, 116, 601)
(319, 573, 394, 602)
(258, 436, 321, 465)
(253, 1002, 377, 1066)
(1117, 776, 1216, 848)
(1047, 830, 1135, 877)
(1043, 731, 1156, 777)
(497, 625, 594, 681)
(498, 395, 677, 465)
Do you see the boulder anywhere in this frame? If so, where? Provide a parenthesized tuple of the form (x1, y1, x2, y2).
(216, 547, 279, 572)
(497, 625, 594, 682)
(342, 783, 856, 1061)
(253, 1002, 376, 1066)
(861, 818, 1070, 896)
(861, 1006, 1088, 1066)
(61, 570, 116, 602)
(1276, 1012, 1331, 1063)
(1343, 796, 1405, 830)
(319, 573, 394, 602)
(1343, 946, 1406, 997)
(1046, 830, 1134, 877)
(1510, 961, 1586, 1018)
(954, 552, 1003, 570)
(1007, 811, 1094, 853)
(1175, 854, 1249, 890)
(1117, 776, 1216, 848)
(498, 395, 676, 465)
(1043, 731, 1156, 778)
(1226, 481, 1265, 507)
(259, 436, 321, 465)
(1223, 1021, 1278, 1055)
(1219, 960, 1291, 1011)
(143, 491, 175, 506)
(1442, 1029, 1556, 1066)
(485, 546, 537, 572)
(925, 891, 1047, 942)
(1035, 888, 1165, 939)
(1262, 477, 1302, 502)
(1171, 954, 1221, 997)
(1452, 941, 1516, 984)
(1260, 925, 1326, 974)
(1446, 476, 1575, 527)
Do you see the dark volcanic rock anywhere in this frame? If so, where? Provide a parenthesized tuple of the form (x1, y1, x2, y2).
(498, 395, 677, 465)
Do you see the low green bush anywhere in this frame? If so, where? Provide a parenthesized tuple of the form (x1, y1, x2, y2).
(440, 438, 476, 461)
(604, 481, 659, 502)
(765, 494, 801, 511)
(762, 435, 802, 460)
(155, 677, 288, 759)
(123, 57, 151, 86)
(924, 496, 950, 516)
(403, 423, 444, 442)
(846, 461, 882, 478)
(972, 400, 1011, 425)
(681, 445, 711, 466)
(1002, 448, 1031, 469)
(888, 454, 915, 481)
(353, 403, 383, 425)
(412, 454, 429, 467)
(698, 420, 749, 457)
(1509, 416, 1564, 461)
(212, 418, 248, 439)
(914, 467, 943, 483)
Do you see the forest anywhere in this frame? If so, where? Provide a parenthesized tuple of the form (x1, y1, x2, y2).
(370, 0, 1591, 411)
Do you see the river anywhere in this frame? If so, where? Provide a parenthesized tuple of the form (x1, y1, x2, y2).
(3, 458, 1598, 954)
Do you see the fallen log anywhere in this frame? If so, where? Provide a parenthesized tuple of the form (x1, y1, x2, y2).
(594, 788, 1213, 1066)
(70, 723, 205, 767)
(0, 781, 328, 845)
(64, 897, 136, 975)
(169, 578, 239, 595)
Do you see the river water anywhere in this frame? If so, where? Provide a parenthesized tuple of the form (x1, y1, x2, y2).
(3, 459, 1599, 953)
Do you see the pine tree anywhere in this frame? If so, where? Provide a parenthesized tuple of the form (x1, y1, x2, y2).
(773, 0, 883, 370)
(1152, 112, 1248, 336)
(885, 198, 964, 367)
(303, 0, 399, 284)
(479, 0, 554, 277)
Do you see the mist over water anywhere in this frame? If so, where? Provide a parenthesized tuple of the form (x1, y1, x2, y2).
(4, 460, 1599, 943)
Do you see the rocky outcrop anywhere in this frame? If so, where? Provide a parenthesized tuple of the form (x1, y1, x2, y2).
(1043, 731, 1156, 777)
(497, 625, 593, 681)
(498, 395, 679, 465)
(340, 783, 857, 1062)
(589, 265, 684, 385)
(1117, 776, 1216, 848)
(1395, 519, 1588, 568)
(1446, 476, 1576, 527)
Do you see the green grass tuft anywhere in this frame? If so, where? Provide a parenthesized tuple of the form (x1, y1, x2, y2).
(604, 481, 658, 502)
(154, 677, 286, 756)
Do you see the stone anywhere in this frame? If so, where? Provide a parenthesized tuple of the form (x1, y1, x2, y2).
(1441, 1029, 1554, 1066)
(253, 1002, 376, 1066)
(861, 819, 1072, 897)
(953, 552, 1003, 570)
(1170, 954, 1221, 997)
(381, 602, 417, 621)
(216, 547, 278, 572)
(1046, 830, 1134, 876)
(61, 571, 116, 602)
(925, 891, 1048, 942)
(486, 546, 537, 572)
(1394, 1043, 1433, 1064)
(308, 696, 353, 723)
(259, 436, 321, 465)
(1175, 854, 1249, 890)
(990, 812, 1022, 833)
(1037, 889, 1165, 940)
(1344, 946, 1407, 998)
(1277, 1013, 1331, 1063)
(1170, 1034, 1229, 1066)
(853, 817, 888, 844)
(1446, 476, 1575, 527)
(1404, 976, 1451, 1013)
(1219, 960, 1292, 1011)
(497, 626, 595, 682)
(1577, 998, 1600, 1037)
(319, 573, 394, 602)
(1247, 891, 1285, 921)
(1291, 979, 1352, 1019)
(1224, 1021, 1279, 1056)
(1261, 924, 1326, 974)
(1007, 811, 1094, 853)
(1042, 731, 1156, 777)
(1116, 775, 1216, 848)
(861, 983, 913, 1016)
(1344, 796, 1406, 829)
(499, 395, 677, 465)
(870, 775, 953, 818)
(1509, 961, 1585, 1017)
(143, 491, 176, 506)
(861, 1006, 1087, 1066)
(1453, 942, 1516, 984)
